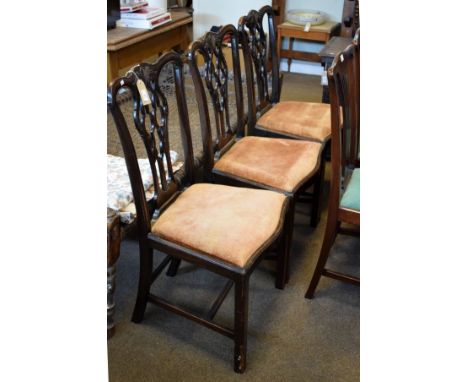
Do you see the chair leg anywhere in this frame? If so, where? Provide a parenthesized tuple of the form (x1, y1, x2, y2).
(310, 154, 326, 228)
(234, 276, 249, 373)
(275, 224, 288, 290)
(166, 258, 181, 277)
(304, 217, 338, 299)
(284, 197, 296, 284)
(132, 245, 153, 323)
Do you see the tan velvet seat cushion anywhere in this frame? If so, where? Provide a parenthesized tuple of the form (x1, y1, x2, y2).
(214, 136, 322, 192)
(152, 183, 287, 268)
(257, 101, 331, 143)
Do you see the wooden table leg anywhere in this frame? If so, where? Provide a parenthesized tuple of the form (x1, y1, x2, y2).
(287, 37, 295, 72)
(107, 209, 121, 339)
(276, 29, 282, 71)
(182, 25, 191, 50)
(107, 262, 117, 339)
(321, 59, 331, 103)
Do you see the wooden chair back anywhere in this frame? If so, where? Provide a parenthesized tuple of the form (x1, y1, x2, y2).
(238, 5, 280, 113)
(353, 28, 360, 164)
(353, 28, 360, 90)
(107, 51, 195, 236)
(327, 44, 358, 212)
(188, 25, 245, 176)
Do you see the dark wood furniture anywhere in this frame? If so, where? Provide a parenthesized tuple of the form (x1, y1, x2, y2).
(352, 28, 360, 167)
(272, 0, 286, 34)
(305, 43, 360, 299)
(107, 11, 192, 83)
(239, 6, 282, 105)
(187, 24, 323, 283)
(319, 36, 353, 103)
(107, 208, 121, 339)
(340, 0, 360, 37)
(107, 52, 290, 373)
(238, 6, 330, 227)
(277, 20, 340, 72)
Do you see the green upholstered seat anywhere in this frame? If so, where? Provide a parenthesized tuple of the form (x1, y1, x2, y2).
(340, 168, 360, 211)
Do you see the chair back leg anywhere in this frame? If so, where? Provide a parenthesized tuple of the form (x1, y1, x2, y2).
(305, 218, 339, 299)
(166, 257, 182, 277)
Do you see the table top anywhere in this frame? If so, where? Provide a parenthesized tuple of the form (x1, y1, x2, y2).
(107, 11, 192, 51)
(278, 20, 340, 33)
(318, 36, 353, 58)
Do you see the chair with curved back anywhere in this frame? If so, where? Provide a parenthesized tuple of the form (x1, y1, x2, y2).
(187, 25, 323, 282)
(304, 44, 360, 299)
(107, 51, 290, 373)
(238, 6, 333, 143)
(238, 6, 331, 226)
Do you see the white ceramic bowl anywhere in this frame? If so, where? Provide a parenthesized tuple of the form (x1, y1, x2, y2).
(286, 9, 327, 26)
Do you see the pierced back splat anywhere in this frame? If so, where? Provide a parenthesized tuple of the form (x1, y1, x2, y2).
(188, 25, 245, 174)
(238, 5, 280, 109)
(107, 52, 195, 235)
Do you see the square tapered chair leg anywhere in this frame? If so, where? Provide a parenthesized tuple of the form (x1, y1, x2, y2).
(234, 277, 249, 373)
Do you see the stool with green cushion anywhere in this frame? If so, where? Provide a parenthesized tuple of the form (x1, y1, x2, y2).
(305, 43, 360, 299)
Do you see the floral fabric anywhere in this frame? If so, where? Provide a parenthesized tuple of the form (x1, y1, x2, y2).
(107, 152, 183, 224)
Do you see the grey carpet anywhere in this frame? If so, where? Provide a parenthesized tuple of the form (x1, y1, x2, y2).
(107, 73, 360, 381)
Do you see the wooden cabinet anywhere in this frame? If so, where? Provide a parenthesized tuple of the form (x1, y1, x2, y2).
(107, 11, 193, 83)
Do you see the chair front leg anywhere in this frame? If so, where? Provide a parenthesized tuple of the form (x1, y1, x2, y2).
(132, 244, 153, 323)
(284, 197, 296, 284)
(234, 276, 249, 373)
(275, 225, 288, 290)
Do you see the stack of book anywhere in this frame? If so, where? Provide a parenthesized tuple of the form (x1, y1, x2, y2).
(117, 1, 172, 30)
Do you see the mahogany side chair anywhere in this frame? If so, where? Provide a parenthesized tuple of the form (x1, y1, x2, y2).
(107, 51, 291, 373)
(305, 44, 360, 299)
(187, 25, 323, 281)
(238, 6, 333, 144)
(339, 28, 360, 173)
(238, 6, 331, 226)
